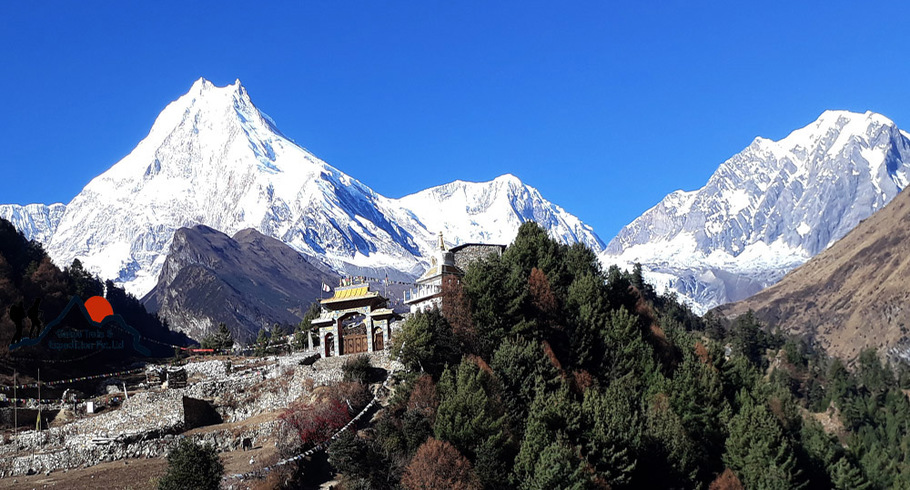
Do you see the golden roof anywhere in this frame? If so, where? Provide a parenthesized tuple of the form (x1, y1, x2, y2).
(335, 286, 368, 300)
(321, 285, 381, 305)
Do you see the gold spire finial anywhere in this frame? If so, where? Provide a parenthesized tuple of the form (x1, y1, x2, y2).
(438, 231, 445, 251)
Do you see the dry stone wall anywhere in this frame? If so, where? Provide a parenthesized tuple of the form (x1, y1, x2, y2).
(0, 350, 396, 477)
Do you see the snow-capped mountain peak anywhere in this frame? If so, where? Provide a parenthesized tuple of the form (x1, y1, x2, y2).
(602, 109, 910, 313)
(396, 175, 604, 251)
(45, 79, 417, 294)
(3, 79, 603, 299)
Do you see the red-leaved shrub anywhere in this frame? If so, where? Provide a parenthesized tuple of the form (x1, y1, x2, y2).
(277, 398, 349, 455)
(401, 438, 480, 490)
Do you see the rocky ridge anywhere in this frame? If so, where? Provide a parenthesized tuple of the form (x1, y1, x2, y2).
(141, 225, 339, 342)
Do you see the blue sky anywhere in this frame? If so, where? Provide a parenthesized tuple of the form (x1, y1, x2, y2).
(3, 1, 910, 241)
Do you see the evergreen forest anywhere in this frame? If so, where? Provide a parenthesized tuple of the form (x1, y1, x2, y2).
(314, 222, 910, 489)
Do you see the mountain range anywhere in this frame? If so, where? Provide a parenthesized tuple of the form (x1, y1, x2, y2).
(2, 79, 605, 339)
(601, 110, 910, 313)
(7, 78, 604, 301)
(6, 78, 910, 343)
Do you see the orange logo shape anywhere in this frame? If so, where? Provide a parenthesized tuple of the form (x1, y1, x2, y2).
(84, 296, 114, 323)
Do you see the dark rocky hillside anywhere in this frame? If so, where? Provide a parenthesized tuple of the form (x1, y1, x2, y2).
(142, 225, 339, 343)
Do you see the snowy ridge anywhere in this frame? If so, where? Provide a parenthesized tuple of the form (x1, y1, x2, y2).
(0, 203, 67, 245)
(602, 110, 910, 313)
(4, 79, 603, 297)
(396, 174, 604, 250)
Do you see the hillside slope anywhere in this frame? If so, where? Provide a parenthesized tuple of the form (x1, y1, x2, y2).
(142, 225, 339, 342)
(716, 188, 910, 361)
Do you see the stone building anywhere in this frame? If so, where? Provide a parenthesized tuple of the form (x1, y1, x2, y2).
(312, 281, 397, 358)
(403, 233, 463, 313)
(404, 234, 506, 313)
(450, 242, 506, 270)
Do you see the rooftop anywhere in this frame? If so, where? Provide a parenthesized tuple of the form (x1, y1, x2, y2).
(448, 242, 507, 253)
(320, 283, 387, 308)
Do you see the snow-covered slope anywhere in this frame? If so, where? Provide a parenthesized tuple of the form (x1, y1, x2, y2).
(602, 110, 910, 313)
(44, 78, 429, 295)
(0, 203, 66, 245)
(21, 78, 602, 297)
(396, 174, 604, 250)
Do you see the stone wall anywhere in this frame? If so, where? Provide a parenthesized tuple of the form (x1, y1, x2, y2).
(0, 408, 60, 429)
(182, 396, 221, 429)
(453, 244, 505, 271)
(0, 422, 278, 478)
(0, 350, 398, 477)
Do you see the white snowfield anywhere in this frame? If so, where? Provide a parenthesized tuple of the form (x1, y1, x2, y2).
(7, 79, 605, 297)
(602, 110, 910, 313)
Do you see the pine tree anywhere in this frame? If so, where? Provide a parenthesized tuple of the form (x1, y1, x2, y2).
(254, 327, 270, 356)
(490, 337, 560, 435)
(67, 258, 102, 298)
(433, 358, 511, 487)
(830, 456, 871, 490)
(640, 391, 699, 487)
(631, 262, 648, 294)
(158, 439, 224, 490)
(392, 309, 459, 377)
(723, 397, 805, 489)
(525, 441, 589, 490)
(218, 322, 234, 350)
(797, 418, 840, 489)
(502, 221, 562, 281)
(565, 273, 608, 368)
(434, 359, 506, 459)
(599, 307, 656, 382)
(826, 357, 852, 401)
(669, 346, 728, 479)
(514, 385, 581, 485)
(293, 302, 322, 350)
(201, 323, 234, 351)
(858, 442, 897, 489)
(857, 348, 893, 394)
(581, 376, 641, 487)
(327, 430, 373, 483)
(462, 253, 512, 359)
